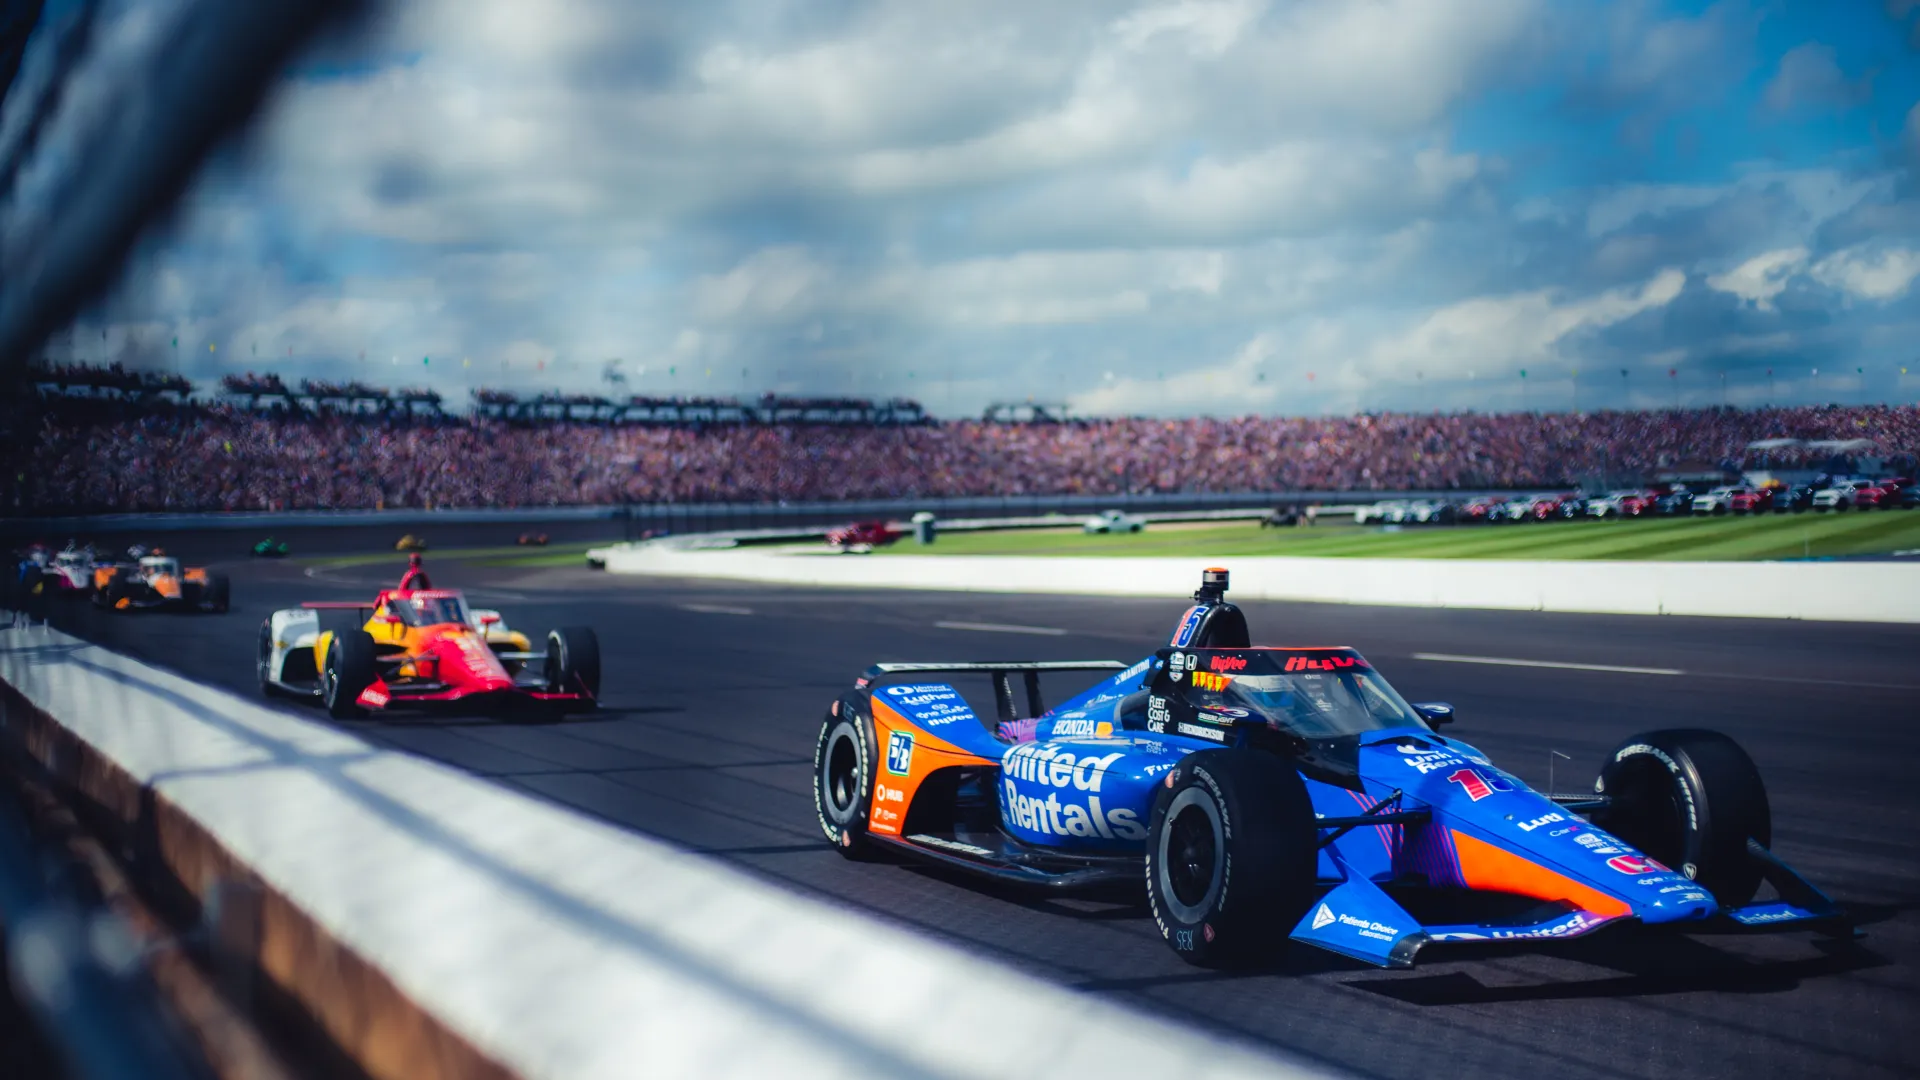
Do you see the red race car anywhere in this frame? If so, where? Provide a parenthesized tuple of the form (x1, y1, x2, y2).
(259, 557, 599, 719)
(825, 521, 902, 552)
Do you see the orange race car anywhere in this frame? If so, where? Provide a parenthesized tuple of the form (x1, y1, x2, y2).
(92, 551, 230, 613)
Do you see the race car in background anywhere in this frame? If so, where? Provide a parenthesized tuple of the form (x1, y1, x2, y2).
(252, 537, 291, 558)
(92, 552, 229, 613)
(817, 567, 1849, 968)
(258, 559, 599, 719)
(826, 521, 903, 552)
(40, 544, 99, 596)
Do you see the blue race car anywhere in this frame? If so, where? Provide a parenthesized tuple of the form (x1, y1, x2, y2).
(813, 568, 1851, 967)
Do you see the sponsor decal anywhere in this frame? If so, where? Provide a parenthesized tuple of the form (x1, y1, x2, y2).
(1517, 812, 1564, 833)
(1444, 768, 1514, 801)
(1336, 912, 1400, 943)
(875, 784, 904, 805)
(1146, 695, 1171, 732)
(1143, 762, 1177, 777)
(886, 731, 914, 776)
(1311, 904, 1336, 930)
(1050, 714, 1115, 739)
(1176, 722, 1228, 743)
(1399, 742, 1471, 775)
(1607, 854, 1667, 875)
(1283, 654, 1369, 672)
(1208, 655, 1247, 673)
(999, 745, 1146, 841)
(1490, 911, 1600, 940)
(907, 834, 994, 858)
(1167, 651, 1194, 683)
(1731, 908, 1803, 925)
(1548, 825, 1582, 837)
(1190, 670, 1232, 692)
(1575, 832, 1629, 855)
(874, 806, 899, 824)
(361, 689, 390, 707)
(1199, 706, 1248, 719)
(1119, 658, 1153, 682)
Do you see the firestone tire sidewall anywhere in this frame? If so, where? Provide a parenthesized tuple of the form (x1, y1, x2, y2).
(814, 707, 881, 860)
(1595, 729, 1770, 906)
(1145, 750, 1314, 968)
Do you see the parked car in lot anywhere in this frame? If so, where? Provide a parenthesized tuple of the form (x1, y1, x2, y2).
(1769, 485, 1814, 513)
(1407, 500, 1457, 525)
(1458, 496, 1506, 524)
(1851, 481, 1907, 510)
(1813, 482, 1867, 512)
(1691, 486, 1766, 515)
(1585, 490, 1656, 518)
(1527, 492, 1579, 521)
(1354, 500, 1412, 525)
(1651, 487, 1697, 516)
(1083, 509, 1145, 534)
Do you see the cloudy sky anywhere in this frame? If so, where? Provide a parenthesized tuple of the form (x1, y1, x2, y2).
(17, 0, 1920, 417)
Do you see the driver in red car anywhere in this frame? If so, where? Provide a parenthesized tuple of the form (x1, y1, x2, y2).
(398, 552, 432, 592)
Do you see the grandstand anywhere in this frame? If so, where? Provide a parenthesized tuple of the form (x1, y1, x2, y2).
(3, 364, 1914, 514)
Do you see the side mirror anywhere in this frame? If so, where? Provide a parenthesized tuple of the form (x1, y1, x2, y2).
(379, 613, 404, 625)
(1412, 702, 1455, 727)
(479, 613, 501, 626)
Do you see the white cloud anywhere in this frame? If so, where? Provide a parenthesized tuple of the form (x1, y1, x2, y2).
(1761, 43, 1869, 113)
(1366, 268, 1687, 375)
(1810, 245, 1920, 302)
(1705, 248, 1807, 310)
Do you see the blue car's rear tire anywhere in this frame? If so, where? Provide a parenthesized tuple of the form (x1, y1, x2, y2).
(1592, 729, 1770, 906)
(1145, 749, 1316, 967)
(815, 701, 884, 861)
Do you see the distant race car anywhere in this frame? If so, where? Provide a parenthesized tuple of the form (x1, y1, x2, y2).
(92, 553, 229, 613)
(396, 534, 429, 551)
(258, 557, 599, 719)
(42, 544, 97, 596)
(816, 567, 1850, 968)
(1083, 509, 1145, 534)
(252, 538, 291, 558)
(516, 533, 550, 546)
(827, 521, 903, 552)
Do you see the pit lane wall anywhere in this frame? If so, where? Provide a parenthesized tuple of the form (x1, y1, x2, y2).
(593, 545, 1920, 623)
(0, 623, 1327, 1080)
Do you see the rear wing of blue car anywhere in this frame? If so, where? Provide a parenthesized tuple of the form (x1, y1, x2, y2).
(859, 661, 1127, 722)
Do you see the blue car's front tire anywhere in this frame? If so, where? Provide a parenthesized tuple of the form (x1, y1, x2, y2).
(1593, 729, 1771, 907)
(1145, 749, 1315, 967)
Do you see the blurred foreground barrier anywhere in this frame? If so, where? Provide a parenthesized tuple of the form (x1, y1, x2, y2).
(592, 547, 1920, 624)
(0, 623, 1329, 1080)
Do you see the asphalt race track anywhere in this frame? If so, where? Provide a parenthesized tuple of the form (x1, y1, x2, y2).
(37, 535, 1920, 1080)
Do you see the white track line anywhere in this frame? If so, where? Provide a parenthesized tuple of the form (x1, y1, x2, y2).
(1410, 652, 1683, 676)
(678, 603, 754, 616)
(935, 620, 1069, 636)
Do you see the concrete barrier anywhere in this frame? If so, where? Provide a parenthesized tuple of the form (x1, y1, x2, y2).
(0, 623, 1327, 1080)
(593, 544, 1920, 623)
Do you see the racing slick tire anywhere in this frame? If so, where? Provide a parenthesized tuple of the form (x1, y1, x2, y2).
(323, 629, 378, 719)
(1592, 729, 1771, 907)
(99, 576, 131, 613)
(542, 626, 601, 704)
(257, 620, 291, 699)
(1145, 749, 1316, 968)
(203, 574, 231, 614)
(813, 702, 885, 861)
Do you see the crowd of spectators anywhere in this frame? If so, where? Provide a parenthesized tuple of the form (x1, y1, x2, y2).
(4, 398, 1916, 514)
